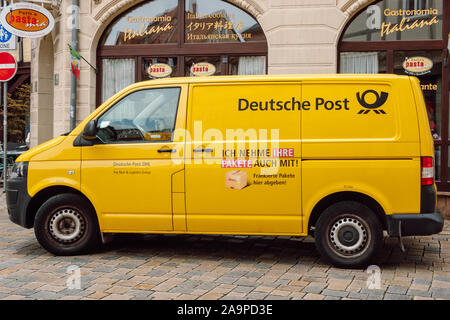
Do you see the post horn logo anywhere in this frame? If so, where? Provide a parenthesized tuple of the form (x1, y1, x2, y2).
(356, 90, 388, 114)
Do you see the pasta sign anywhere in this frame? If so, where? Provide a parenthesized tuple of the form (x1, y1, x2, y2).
(403, 57, 433, 76)
(190, 62, 216, 76)
(0, 2, 55, 38)
(148, 63, 173, 78)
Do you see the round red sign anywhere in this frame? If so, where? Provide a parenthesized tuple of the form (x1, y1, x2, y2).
(0, 52, 17, 82)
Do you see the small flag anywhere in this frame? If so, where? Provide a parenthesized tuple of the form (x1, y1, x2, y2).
(448, 34, 450, 54)
(69, 45, 81, 79)
(69, 44, 82, 60)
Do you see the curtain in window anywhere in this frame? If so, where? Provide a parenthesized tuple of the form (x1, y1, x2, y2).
(237, 56, 266, 75)
(340, 52, 379, 74)
(102, 58, 135, 103)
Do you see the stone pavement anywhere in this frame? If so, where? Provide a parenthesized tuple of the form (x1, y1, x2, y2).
(0, 193, 449, 300)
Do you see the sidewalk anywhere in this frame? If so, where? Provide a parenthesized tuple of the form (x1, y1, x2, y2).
(0, 192, 449, 300)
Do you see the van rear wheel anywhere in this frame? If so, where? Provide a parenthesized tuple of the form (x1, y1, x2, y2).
(34, 194, 101, 255)
(315, 201, 382, 268)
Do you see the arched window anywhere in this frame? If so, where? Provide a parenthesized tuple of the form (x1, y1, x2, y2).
(98, 0, 267, 103)
(338, 0, 450, 191)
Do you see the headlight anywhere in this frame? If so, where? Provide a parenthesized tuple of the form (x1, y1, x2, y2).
(10, 162, 27, 179)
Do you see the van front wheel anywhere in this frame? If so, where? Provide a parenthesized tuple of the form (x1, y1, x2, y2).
(315, 201, 382, 268)
(34, 194, 101, 255)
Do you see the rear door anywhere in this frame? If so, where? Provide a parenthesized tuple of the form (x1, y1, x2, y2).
(185, 81, 303, 235)
(301, 79, 421, 224)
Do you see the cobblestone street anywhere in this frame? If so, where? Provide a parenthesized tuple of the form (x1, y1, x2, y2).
(0, 194, 449, 300)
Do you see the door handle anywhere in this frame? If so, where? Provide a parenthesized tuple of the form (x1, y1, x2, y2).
(158, 148, 176, 153)
(193, 148, 213, 153)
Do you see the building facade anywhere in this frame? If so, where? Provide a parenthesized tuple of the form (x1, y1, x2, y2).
(30, 0, 450, 210)
(0, 36, 31, 144)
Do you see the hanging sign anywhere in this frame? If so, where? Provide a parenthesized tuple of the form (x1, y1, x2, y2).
(0, 2, 55, 38)
(147, 63, 172, 78)
(403, 57, 433, 76)
(190, 62, 216, 77)
(0, 23, 16, 50)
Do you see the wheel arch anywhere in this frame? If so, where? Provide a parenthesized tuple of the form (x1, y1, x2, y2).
(307, 191, 387, 236)
(25, 186, 97, 228)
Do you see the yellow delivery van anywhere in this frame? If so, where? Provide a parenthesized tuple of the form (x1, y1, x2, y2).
(6, 75, 443, 268)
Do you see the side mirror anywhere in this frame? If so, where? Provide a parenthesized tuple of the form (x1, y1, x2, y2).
(82, 120, 98, 140)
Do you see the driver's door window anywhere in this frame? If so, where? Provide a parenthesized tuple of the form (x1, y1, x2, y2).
(96, 87, 181, 144)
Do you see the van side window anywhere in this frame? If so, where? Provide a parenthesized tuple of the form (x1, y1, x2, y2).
(96, 87, 181, 144)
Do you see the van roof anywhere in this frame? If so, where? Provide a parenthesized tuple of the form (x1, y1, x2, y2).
(137, 74, 412, 86)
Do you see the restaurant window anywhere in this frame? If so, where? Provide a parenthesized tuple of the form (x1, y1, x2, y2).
(228, 56, 267, 75)
(184, 0, 265, 43)
(393, 50, 442, 137)
(101, 0, 179, 46)
(102, 59, 136, 103)
(339, 0, 450, 190)
(342, 0, 443, 41)
(98, 0, 267, 103)
(142, 57, 178, 81)
(340, 52, 387, 74)
(185, 56, 223, 76)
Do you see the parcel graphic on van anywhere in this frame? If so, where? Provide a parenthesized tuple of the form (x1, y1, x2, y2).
(5, 75, 444, 268)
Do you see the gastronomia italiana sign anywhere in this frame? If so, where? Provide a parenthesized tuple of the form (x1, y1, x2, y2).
(0, 2, 55, 38)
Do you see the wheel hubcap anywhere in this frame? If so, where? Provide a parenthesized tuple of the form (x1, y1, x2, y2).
(330, 216, 368, 256)
(49, 208, 85, 244)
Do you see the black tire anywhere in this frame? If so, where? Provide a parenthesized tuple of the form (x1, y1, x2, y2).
(34, 193, 101, 255)
(314, 201, 383, 268)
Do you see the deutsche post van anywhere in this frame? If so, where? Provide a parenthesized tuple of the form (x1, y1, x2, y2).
(6, 75, 444, 268)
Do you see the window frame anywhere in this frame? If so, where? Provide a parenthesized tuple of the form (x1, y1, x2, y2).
(94, 87, 182, 145)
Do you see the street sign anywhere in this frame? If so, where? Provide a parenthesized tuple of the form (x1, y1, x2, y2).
(0, 52, 17, 82)
(0, 23, 16, 50)
(0, 53, 13, 191)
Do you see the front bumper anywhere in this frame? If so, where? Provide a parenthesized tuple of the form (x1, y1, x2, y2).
(386, 210, 444, 237)
(6, 162, 32, 228)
